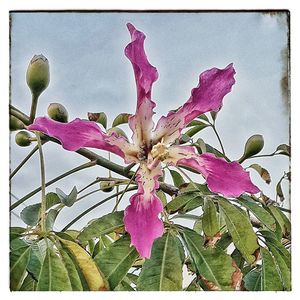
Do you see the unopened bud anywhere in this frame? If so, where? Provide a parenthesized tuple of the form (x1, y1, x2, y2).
(10, 115, 25, 131)
(240, 134, 264, 163)
(26, 54, 50, 97)
(100, 181, 115, 193)
(47, 103, 69, 123)
(15, 131, 32, 147)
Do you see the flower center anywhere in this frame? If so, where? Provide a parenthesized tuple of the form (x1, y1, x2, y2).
(150, 142, 169, 161)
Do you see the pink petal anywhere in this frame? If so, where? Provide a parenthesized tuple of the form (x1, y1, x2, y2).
(125, 23, 158, 148)
(165, 145, 260, 197)
(124, 163, 164, 258)
(153, 64, 236, 145)
(28, 117, 139, 162)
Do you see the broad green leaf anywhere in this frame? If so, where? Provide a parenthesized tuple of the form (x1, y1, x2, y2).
(180, 196, 204, 213)
(137, 232, 184, 291)
(156, 190, 167, 207)
(19, 274, 37, 291)
(92, 235, 113, 257)
(20, 203, 40, 226)
(112, 113, 132, 127)
(37, 244, 72, 291)
(88, 112, 107, 129)
(10, 239, 31, 290)
(94, 235, 138, 290)
(237, 195, 276, 231)
(216, 232, 232, 250)
(243, 267, 262, 291)
(45, 209, 59, 231)
(45, 192, 61, 209)
(166, 192, 203, 214)
(169, 169, 185, 188)
(181, 228, 235, 290)
(218, 198, 259, 264)
(56, 186, 77, 207)
(78, 211, 124, 242)
(239, 134, 264, 163)
(202, 198, 219, 238)
(60, 239, 108, 291)
(268, 245, 291, 290)
(115, 279, 135, 291)
(267, 205, 290, 237)
(184, 124, 209, 137)
(193, 218, 202, 234)
(261, 247, 283, 291)
(59, 248, 83, 291)
(27, 243, 43, 281)
(249, 163, 271, 184)
(10, 227, 26, 241)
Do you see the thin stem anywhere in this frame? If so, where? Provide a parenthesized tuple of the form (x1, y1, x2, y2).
(62, 186, 138, 231)
(35, 133, 46, 232)
(10, 141, 46, 180)
(112, 167, 139, 212)
(176, 166, 201, 192)
(10, 160, 97, 210)
(29, 94, 39, 124)
(211, 124, 226, 157)
(9, 106, 30, 126)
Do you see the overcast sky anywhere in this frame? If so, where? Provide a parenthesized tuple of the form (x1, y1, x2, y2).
(10, 12, 289, 230)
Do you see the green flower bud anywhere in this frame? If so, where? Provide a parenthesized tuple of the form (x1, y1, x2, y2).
(26, 54, 50, 97)
(239, 134, 264, 163)
(10, 115, 25, 131)
(47, 103, 69, 123)
(100, 181, 115, 193)
(15, 131, 32, 147)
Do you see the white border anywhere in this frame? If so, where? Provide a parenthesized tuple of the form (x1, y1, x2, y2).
(1, 1, 299, 299)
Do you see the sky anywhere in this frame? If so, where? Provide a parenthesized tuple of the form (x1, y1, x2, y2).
(10, 12, 290, 232)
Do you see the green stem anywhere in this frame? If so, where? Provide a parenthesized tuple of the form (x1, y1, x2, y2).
(9, 105, 30, 126)
(112, 167, 139, 212)
(211, 124, 226, 157)
(10, 160, 96, 210)
(62, 186, 138, 231)
(29, 94, 39, 124)
(35, 133, 46, 232)
(10, 141, 47, 180)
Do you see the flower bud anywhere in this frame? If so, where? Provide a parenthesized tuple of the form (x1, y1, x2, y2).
(26, 54, 50, 97)
(100, 181, 115, 193)
(47, 103, 69, 123)
(239, 134, 264, 163)
(15, 131, 32, 147)
(10, 115, 25, 131)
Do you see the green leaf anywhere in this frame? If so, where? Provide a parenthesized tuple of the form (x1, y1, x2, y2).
(20, 203, 40, 226)
(10, 239, 31, 290)
(216, 232, 232, 250)
(78, 211, 124, 243)
(275, 144, 290, 156)
(10, 227, 26, 241)
(45, 209, 59, 231)
(114, 279, 135, 291)
(202, 198, 219, 238)
(156, 190, 167, 207)
(193, 218, 202, 234)
(198, 114, 210, 122)
(45, 192, 61, 209)
(112, 113, 132, 127)
(185, 278, 202, 291)
(243, 267, 262, 291)
(27, 241, 45, 281)
(181, 228, 235, 290)
(20, 274, 37, 291)
(137, 232, 184, 291)
(237, 195, 276, 231)
(239, 134, 264, 163)
(56, 186, 77, 207)
(59, 248, 83, 291)
(88, 112, 107, 129)
(249, 163, 271, 184)
(218, 198, 259, 264)
(37, 243, 72, 291)
(261, 247, 283, 291)
(169, 169, 185, 188)
(184, 124, 209, 138)
(60, 239, 108, 291)
(94, 235, 138, 290)
(267, 205, 290, 237)
(166, 192, 203, 214)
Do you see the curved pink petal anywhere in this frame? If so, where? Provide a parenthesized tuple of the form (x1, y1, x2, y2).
(28, 117, 139, 162)
(165, 145, 260, 197)
(124, 163, 164, 258)
(125, 23, 158, 148)
(153, 64, 236, 145)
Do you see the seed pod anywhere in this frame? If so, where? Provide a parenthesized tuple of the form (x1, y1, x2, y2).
(15, 131, 32, 147)
(26, 54, 50, 97)
(100, 181, 115, 193)
(47, 103, 69, 123)
(10, 115, 25, 131)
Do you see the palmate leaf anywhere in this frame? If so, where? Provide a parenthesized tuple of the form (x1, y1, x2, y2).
(60, 238, 109, 291)
(78, 211, 124, 243)
(181, 228, 235, 291)
(10, 239, 31, 290)
(37, 242, 72, 291)
(136, 232, 184, 291)
(218, 198, 259, 264)
(94, 235, 139, 290)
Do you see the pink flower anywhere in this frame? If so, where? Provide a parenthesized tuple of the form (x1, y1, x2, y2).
(28, 23, 259, 258)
